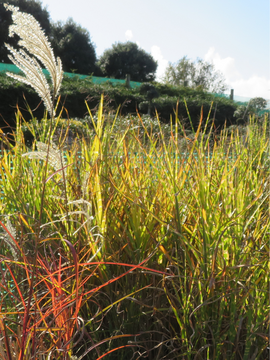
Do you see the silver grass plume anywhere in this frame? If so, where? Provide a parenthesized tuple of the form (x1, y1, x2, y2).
(4, 3, 63, 117)
(22, 141, 67, 176)
(0, 217, 19, 260)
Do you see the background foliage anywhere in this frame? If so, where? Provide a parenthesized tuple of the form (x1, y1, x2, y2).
(0, 72, 241, 134)
(163, 55, 228, 93)
(50, 18, 99, 75)
(98, 41, 158, 82)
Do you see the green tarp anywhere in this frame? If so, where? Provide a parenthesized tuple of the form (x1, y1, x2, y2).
(0, 62, 142, 89)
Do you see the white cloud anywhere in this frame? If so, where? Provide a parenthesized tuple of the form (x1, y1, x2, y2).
(151, 45, 169, 81)
(204, 47, 240, 82)
(204, 47, 270, 100)
(125, 30, 133, 41)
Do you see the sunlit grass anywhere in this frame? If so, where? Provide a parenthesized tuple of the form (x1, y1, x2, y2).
(1, 5, 268, 358)
(0, 101, 269, 359)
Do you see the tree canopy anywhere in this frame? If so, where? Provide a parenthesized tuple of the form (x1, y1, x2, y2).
(98, 42, 157, 82)
(234, 97, 268, 121)
(0, 0, 51, 63)
(50, 18, 97, 74)
(163, 56, 228, 93)
(249, 97, 267, 113)
(1, 0, 98, 75)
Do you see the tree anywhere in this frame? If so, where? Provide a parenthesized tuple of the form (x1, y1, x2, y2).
(249, 97, 267, 113)
(234, 97, 268, 121)
(163, 56, 227, 93)
(50, 18, 97, 75)
(0, 0, 51, 63)
(162, 56, 194, 88)
(98, 42, 157, 82)
(0, 1, 98, 75)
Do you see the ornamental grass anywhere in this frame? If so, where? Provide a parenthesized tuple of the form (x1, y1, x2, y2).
(0, 4, 269, 360)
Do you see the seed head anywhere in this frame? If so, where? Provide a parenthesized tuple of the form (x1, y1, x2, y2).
(4, 3, 63, 117)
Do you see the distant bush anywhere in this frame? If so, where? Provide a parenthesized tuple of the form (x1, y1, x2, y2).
(139, 95, 237, 129)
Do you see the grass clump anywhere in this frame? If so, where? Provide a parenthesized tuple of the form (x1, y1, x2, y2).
(0, 4, 269, 359)
(1, 106, 269, 359)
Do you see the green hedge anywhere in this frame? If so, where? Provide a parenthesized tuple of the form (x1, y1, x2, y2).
(139, 96, 237, 129)
(0, 73, 238, 132)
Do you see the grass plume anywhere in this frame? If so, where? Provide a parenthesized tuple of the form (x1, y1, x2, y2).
(4, 3, 63, 117)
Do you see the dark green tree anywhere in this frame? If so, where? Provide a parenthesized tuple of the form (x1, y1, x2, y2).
(249, 97, 267, 113)
(234, 97, 268, 121)
(163, 56, 227, 93)
(50, 18, 97, 75)
(0, 0, 51, 63)
(98, 41, 157, 82)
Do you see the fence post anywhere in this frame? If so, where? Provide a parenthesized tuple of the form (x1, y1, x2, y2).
(126, 74, 131, 89)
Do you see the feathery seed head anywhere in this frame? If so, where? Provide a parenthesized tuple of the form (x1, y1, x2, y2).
(22, 142, 67, 176)
(4, 3, 63, 117)
(0, 217, 19, 260)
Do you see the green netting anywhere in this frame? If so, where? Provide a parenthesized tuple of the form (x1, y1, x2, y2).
(0, 62, 142, 89)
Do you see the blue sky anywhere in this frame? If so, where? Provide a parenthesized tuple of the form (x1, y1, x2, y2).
(41, 0, 269, 99)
